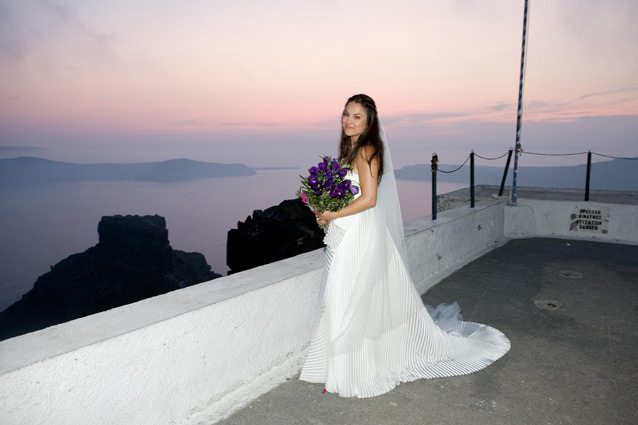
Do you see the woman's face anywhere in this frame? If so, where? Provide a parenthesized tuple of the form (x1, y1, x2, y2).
(342, 102, 368, 143)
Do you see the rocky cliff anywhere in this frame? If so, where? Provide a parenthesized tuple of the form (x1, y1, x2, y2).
(226, 199, 325, 274)
(0, 215, 220, 341)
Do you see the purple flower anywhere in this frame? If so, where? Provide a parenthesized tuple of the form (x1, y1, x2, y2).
(299, 155, 357, 214)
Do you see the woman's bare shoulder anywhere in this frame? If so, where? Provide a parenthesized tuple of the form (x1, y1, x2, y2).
(354, 144, 380, 177)
(358, 143, 377, 161)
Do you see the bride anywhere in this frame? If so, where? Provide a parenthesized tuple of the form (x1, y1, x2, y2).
(299, 94, 510, 398)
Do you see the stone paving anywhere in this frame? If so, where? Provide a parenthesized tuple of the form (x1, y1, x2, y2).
(215, 237, 638, 425)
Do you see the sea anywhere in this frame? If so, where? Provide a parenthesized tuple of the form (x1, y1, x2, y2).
(0, 168, 465, 311)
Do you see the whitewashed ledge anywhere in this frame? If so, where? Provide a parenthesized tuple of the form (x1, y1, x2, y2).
(1, 190, 637, 425)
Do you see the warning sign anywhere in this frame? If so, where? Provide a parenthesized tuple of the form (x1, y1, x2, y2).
(569, 207, 609, 233)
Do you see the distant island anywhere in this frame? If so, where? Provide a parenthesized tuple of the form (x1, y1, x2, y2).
(1, 156, 635, 192)
(395, 158, 637, 192)
(0, 157, 257, 186)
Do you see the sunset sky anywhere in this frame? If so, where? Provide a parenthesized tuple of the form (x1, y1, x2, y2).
(1, 0, 636, 168)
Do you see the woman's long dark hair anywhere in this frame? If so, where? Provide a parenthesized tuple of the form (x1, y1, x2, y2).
(338, 94, 384, 182)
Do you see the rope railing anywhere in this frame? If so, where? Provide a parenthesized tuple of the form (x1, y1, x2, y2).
(523, 151, 589, 156)
(521, 151, 638, 160)
(592, 153, 638, 160)
(474, 151, 511, 161)
(429, 149, 637, 220)
(437, 155, 470, 174)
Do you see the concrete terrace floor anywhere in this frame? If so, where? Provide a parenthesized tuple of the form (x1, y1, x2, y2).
(215, 237, 638, 425)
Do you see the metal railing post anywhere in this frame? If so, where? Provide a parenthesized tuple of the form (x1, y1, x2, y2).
(470, 151, 475, 208)
(499, 149, 513, 196)
(585, 151, 591, 201)
(431, 153, 438, 220)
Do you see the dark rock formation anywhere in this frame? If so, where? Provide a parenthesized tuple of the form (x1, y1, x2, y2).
(227, 199, 325, 274)
(0, 215, 220, 341)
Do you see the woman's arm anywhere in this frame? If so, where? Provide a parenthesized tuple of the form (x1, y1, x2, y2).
(317, 145, 379, 225)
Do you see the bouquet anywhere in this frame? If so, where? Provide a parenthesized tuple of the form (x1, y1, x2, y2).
(297, 156, 359, 224)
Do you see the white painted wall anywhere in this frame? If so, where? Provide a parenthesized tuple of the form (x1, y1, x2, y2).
(0, 253, 326, 425)
(404, 200, 505, 293)
(1, 196, 636, 425)
(505, 199, 638, 244)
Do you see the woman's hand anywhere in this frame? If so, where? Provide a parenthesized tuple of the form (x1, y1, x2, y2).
(317, 210, 338, 226)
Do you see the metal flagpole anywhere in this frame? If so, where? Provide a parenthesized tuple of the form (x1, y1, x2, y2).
(512, 0, 530, 206)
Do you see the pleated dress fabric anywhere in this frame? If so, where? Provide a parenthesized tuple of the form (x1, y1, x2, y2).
(299, 172, 510, 398)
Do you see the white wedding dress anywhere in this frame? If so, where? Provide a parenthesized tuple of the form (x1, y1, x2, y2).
(300, 127, 510, 398)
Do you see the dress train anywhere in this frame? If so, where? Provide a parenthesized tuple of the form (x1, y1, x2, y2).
(299, 174, 510, 398)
